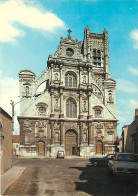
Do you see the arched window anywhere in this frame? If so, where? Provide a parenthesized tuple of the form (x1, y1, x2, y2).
(65, 73, 77, 87)
(66, 99, 76, 118)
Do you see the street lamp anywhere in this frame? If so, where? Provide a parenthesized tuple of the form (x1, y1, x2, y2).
(10, 94, 42, 132)
(10, 99, 28, 132)
(10, 100, 14, 132)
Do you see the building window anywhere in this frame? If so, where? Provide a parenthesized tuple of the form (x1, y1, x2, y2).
(66, 48, 74, 57)
(95, 110, 102, 118)
(93, 49, 101, 66)
(66, 99, 76, 118)
(26, 86, 29, 97)
(65, 73, 77, 87)
(93, 106, 103, 118)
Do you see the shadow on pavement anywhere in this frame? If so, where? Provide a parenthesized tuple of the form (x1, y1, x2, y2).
(69, 164, 138, 196)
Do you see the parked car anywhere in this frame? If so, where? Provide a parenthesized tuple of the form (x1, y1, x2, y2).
(108, 152, 138, 176)
(89, 154, 114, 166)
(57, 151, 64, 158)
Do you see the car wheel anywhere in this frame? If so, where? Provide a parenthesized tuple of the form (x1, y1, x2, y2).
(93, 161, 99, 166)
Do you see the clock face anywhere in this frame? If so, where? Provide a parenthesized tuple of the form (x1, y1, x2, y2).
(66, 48, 74, 57)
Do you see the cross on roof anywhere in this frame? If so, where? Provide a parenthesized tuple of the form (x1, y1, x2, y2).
(67, 29, 72, 36)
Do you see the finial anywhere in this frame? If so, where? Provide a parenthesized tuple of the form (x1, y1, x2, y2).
(67, 29, 72, 36)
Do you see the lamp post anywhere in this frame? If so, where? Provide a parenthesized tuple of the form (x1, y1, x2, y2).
(10, 99, 27, 132)
(10, 94, 41, 132)
(10, 100, 15, 132)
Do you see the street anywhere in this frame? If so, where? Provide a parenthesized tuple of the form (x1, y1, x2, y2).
(4, 157, 138, 196)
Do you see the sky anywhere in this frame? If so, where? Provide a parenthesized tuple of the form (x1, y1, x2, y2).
(0, 0, 138, 136)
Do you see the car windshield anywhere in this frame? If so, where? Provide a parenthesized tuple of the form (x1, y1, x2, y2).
(117, 154, 135, 162)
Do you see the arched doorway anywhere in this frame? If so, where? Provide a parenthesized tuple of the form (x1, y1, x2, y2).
(37, 141, 45, 156)
(96, 140, 103, 154)
(65, 130, 78, 156)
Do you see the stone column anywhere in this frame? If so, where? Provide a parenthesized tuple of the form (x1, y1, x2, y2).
(89, 123, 94, 145)
(79, 91, 83, 118)
(88, 92, 91, 117)
(50, 122, 54, 145)
(50, 91, 54, 114)
(80, 92, 83, 114)
(60, 88, 64, 116)
(60, 122, 64, 145)
(31, 121, 35, 145)
(51, 64, 53, 81)
(47, 123, 51, 145)
(60, 64, 62, 83)
(80, 122, 83, 145)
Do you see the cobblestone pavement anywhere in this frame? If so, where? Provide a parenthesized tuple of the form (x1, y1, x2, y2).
(5, 157, 138, 196)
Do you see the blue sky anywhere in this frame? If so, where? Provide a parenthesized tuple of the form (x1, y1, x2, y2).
(0, 0, 138, 136)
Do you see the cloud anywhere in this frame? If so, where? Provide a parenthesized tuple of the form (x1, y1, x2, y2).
(0, 0, 65, 43)
(0, 70, 20, 132)
(117, 79, 138, 93)
(117, 116, 126, 122)
(128, 66, 138, 76)
(129, 100, 138, 109)
(130, 29, 138, 49)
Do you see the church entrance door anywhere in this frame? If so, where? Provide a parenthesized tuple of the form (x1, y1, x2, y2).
(96, 140, 103, 154)
(38, 141, 45, 156)
(65, 130, 78, 156)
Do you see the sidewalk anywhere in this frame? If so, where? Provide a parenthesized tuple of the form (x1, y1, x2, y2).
(1, 165, 25, 195)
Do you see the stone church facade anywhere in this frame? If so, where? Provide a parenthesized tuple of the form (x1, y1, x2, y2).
(18, 27, 117, 157)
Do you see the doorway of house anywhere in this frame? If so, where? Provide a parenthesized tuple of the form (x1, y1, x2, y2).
(65, 129, 78, 156)
(37, 141, 45, 156)
(96, 140, 103, 154)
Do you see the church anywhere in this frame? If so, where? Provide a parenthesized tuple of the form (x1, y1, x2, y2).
(18, 27, 117, 157)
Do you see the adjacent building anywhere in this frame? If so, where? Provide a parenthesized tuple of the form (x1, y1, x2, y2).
(18, 27, 117, 157)
(12, 135, 20, 156)
(0, 107, 12, 173)
(122, 109, 138, 153)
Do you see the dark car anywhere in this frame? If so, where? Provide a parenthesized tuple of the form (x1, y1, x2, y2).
(89, 154, 114, 166)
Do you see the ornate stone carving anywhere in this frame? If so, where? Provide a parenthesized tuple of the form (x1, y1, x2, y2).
(82, 75, 87, 84)
(107, 125, 115, 129)
(65, 124, 78, 132)
(54, 73, 59, 80)
(83, 100, 88, 112)
(36, 121, 46, 128)
(93, 106, 103, 118)
(95, 123, 103, 129)
(54, 98, 60, 112)
(23, 120, 32, 129)
(107, 90, 114, 103)
(63, 93, 79, 101)
(82, 71, 87, 75)
(53, 68, 59, 72)
(54, 94, 60, 98)
(36, 102, 48, 115)
(83, 128, 88, 143)
(107, 130, 114, 135)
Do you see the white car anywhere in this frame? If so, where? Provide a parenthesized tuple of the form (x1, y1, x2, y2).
(108, 152, 138, 175)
